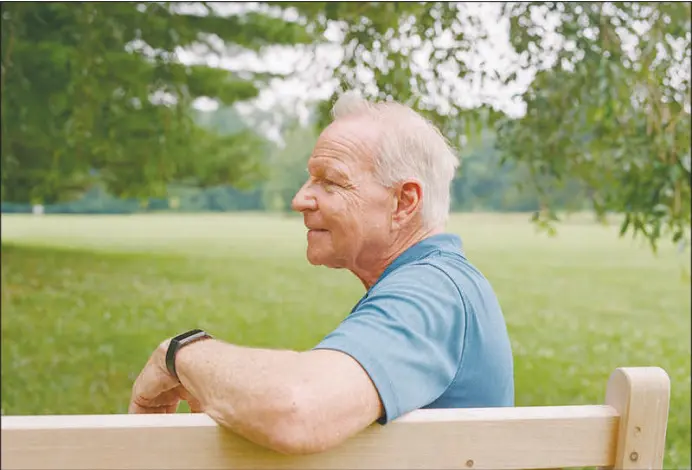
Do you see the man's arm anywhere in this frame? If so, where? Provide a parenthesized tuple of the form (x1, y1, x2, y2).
(129, 338, 383, 455)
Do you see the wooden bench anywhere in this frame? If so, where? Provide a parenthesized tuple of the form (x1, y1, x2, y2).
(1, 367, 670, 469)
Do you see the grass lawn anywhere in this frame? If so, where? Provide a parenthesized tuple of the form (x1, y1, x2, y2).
(1, 212, 690, 468)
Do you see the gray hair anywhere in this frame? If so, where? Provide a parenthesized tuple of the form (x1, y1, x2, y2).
(331, 91, 460, 228)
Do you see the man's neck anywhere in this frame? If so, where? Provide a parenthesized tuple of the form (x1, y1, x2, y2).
(351, 225, 444, 290)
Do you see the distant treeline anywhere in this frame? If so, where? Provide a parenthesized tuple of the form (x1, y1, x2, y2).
(2, 108, 589, 215)
(1, 141, 588, 215)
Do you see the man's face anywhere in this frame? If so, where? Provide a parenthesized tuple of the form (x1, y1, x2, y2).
(291, 118, 394, 269)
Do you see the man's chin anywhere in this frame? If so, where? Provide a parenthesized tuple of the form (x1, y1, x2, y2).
(306, 248, 340, 268)
(306, 254, 322, 266)
(306, 250, 327, 266)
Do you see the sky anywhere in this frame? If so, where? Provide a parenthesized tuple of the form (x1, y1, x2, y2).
(173, 2, 540, 140)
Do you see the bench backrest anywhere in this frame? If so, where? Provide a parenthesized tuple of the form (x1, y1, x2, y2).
(1, 367, 670, 469)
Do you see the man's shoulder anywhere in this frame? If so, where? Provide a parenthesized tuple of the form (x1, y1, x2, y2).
(371, 248, 500, 314)
(367, 256, 466, 310)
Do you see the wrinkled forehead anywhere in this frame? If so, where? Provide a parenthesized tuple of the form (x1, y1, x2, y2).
(310, 116, 382, 173)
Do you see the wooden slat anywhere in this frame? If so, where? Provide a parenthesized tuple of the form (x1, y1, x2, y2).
(1, 405, 619, 470)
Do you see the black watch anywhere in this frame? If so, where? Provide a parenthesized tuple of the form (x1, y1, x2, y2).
(165, 329, 213, 380)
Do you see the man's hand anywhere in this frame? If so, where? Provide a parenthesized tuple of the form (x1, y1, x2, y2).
(128, 340, 202, 414)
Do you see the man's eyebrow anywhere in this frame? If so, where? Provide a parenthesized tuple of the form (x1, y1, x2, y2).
(308, 161, 351, 181)
(324, 167, 350, 180)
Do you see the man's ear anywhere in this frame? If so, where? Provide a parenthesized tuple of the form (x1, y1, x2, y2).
(392, 180, 423, 228)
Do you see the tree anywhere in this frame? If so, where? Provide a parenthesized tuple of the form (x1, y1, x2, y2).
(450, 131, 588, 213)
(0, 2, 310, 204)
(3, 2, 689, 249)
(275, 2, 500, 132)
(276, 1, 690, 249)
(496, 2, 691, 250)
(261, 120, 317, 212)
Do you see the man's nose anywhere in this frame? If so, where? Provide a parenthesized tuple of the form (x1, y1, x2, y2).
(291, 182, 317, 212)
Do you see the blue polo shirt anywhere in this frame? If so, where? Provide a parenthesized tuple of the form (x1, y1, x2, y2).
(313, 233, 514, 424)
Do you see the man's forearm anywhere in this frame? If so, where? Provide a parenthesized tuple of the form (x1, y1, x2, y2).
(172, 338, 306, 452)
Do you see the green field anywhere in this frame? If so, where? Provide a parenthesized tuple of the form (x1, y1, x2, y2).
(2, 213, 690, 467)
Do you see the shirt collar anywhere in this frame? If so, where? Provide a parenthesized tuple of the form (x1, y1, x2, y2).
(375, 233, 464, 286)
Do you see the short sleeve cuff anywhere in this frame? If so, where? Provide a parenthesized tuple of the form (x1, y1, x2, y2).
(313, 337, 400, 425)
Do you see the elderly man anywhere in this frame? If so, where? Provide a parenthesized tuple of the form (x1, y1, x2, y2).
(129, 92, 514, 455)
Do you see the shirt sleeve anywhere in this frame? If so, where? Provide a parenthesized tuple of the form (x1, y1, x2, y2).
(312, 262, 467, 424)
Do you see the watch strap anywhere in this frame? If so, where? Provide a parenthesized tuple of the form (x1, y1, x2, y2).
(165, 329, 212, 380)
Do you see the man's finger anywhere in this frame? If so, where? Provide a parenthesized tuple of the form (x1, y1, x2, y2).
(188, 397, 204, 413)
(129, 401, 179, 414)
(132, 365, 178, 404)
(178, 386, 204, 413)
(129, 384, 181, 414)
(129, 362, 181, 413)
